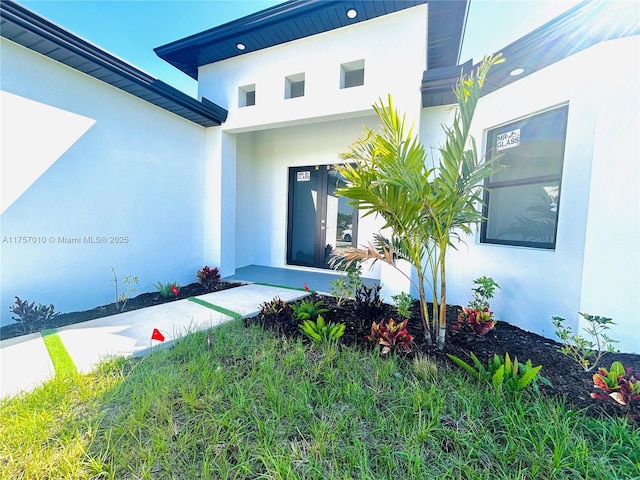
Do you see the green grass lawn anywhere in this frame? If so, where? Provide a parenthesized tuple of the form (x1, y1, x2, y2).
(1, 320, 638, 479)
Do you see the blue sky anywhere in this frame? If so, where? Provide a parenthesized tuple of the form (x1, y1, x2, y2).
(19, 0, 581, 98)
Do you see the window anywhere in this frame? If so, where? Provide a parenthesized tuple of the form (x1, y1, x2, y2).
(238, 84, 255, 107)
(340, 60, 364, 89)
(481, 105, 569, 249)
(285, 73, 305, 99)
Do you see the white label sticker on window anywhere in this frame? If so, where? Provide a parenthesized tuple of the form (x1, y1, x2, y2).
(497, 129, 521, 151)
(297, 171, 311, 182)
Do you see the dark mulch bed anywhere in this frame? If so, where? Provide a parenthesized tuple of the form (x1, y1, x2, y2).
(247, 292, 640, 423)
(1, 281, 242, 341)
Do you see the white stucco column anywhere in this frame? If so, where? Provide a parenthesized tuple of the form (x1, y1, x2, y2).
(204, 128, 237, 277)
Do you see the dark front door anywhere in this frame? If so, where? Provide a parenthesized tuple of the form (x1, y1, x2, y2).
(287, 165, 357, 268)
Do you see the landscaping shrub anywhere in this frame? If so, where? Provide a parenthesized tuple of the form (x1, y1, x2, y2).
(591, 361, 640, 409)
(354, 284, 384, 324)
(299, 315, 345, 345)
(447, 352, 545, 394)
(366, 318, 413, 355)
(552, 313, 617, 371)
(258, 296, 294, 332)
(154, 281, 181, 297)
(111, 267, 138, 311)
(196, 265, 220, 290)
(453, 307, 496, 337)
(329, 261, 362, 306)
(391, 292, 414, 320)
(10, 297, 59, 333)
(291, 299, 328, 322)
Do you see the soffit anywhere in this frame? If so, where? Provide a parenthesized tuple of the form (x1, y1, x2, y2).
(0, 0, 228, 127)
(422, 1, 640, 107)
(155, 0, 469, 79)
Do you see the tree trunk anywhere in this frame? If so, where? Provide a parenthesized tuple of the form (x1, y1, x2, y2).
(437, 250, 447, 350)
(417, 272, 432, 346)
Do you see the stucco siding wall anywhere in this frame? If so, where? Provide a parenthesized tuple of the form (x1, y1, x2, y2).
(579, 36, 639, 353)
(431, 37, 638, 352)
(198, 4, 427, 133)
(1, 39, 207, 325)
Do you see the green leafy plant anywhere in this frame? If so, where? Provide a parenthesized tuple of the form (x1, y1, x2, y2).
(258, 296, 294, 332)
(366, 318, 413, 355)
(551, 313, 617, 372)
(469, 276, 500, 310)
(453, 307, 495, 336)
(155, 281, 181, 297)
(447, 352, 543, 394)
(10, 297, 60, 333)
(591, 361, 640, 408)
(299, 315, 345, 344)
(391, 292, 414, 319)
(111, 267, 138, 311)
(197, 265, 221, 290)
(291, 299, 328, 322)
(329, 261, 362, 306)
(354, 284, 384, 323)
(333, 55, 504, 349)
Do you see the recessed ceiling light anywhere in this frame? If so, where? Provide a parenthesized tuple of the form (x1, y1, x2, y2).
(510, 67, 524, 76)
(236, 43, 246, 51)
(347, 9, 357, 19)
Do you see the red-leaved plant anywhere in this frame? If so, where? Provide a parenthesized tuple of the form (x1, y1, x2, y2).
(197, 266, 220, 290)
(591, 361, 640, 408)
(453, 307, 496, 336)
(366, 318, 413, 355)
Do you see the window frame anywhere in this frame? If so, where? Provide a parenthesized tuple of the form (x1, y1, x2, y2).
(340, 60, 365, 89)
(480, 105, 569, 250)
(285, 73, 305, 99)
(238, 84, 255, 107)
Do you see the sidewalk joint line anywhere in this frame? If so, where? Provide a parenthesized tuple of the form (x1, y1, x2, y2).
(188, 297, 243, 320)
(41, 329, 78, 378)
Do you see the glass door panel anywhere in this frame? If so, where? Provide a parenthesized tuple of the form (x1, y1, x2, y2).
(327, 166, 356, 260)
(287, 165, 357, 268)
(287, 166, 323, 267)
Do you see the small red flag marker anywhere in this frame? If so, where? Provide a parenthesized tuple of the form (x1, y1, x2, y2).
(151, 328, 165, 342)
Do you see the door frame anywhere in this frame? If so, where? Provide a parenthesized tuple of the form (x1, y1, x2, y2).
(286, 164, 357, 269)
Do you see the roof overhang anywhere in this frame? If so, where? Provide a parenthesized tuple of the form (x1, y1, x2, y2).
(155, 0, 469, 79)
(422, 0, 640, 107)
(0, 0, 228, 127)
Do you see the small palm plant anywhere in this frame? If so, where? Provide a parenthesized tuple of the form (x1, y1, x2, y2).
(333, 54, 504, 349)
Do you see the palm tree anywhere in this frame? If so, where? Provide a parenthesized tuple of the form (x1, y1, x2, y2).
(334, 55, 503, 349)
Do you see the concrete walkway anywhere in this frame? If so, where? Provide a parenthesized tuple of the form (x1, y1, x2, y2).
(223, 264, 379, 294)
(0, 283, 309, 399)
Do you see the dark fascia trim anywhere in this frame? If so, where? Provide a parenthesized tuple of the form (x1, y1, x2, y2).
(150, 80, 228, 123)
(0, 0, 227, 126)
(427, 0, 470, 70)
(422, 0, 640, 107)
(421, 60, 472, 107)
(155, 0, 430, 80)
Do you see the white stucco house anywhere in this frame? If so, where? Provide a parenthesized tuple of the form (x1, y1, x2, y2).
(1, 0, 638, 352)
